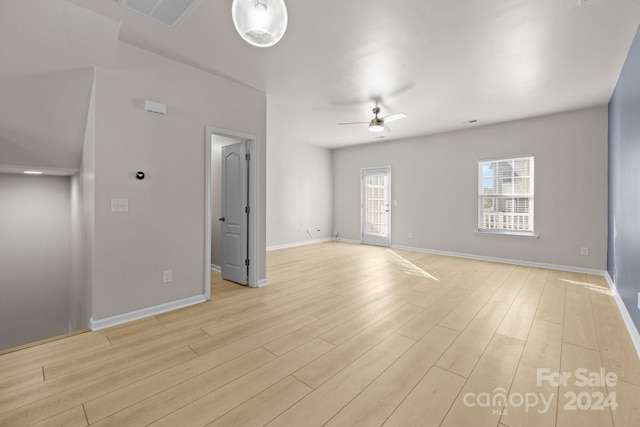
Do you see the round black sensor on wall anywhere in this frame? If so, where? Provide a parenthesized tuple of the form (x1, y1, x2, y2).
(136, 171, 145, 180)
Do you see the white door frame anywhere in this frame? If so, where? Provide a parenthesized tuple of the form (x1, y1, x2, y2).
(205, 126, 258, 299)
(361, 166, 392, 247)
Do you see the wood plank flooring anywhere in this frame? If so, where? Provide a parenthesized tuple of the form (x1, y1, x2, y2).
(1, 242, 639, 426)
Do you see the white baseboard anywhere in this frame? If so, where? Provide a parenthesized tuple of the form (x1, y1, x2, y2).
(255, 279, 268, 288)
(267, 238, 605, 277)
(335, 238, 361, 245)
(391, 244, 606, 276)
(89, 294, 207, 331)
(267, 237, 334, 251)
(604, 272, 640, 359)
(210, 264, 221, 272)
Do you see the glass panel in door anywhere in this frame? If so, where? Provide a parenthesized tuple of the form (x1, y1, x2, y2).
(362, 167, 391, 247)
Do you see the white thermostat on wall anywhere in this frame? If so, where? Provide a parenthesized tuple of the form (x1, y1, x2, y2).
(144, 100, 166, 115)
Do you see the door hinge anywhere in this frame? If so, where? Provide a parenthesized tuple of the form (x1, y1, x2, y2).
(245, 259, 250, 266)
(245, 153, 250, 161)
(245, 206, 250, 214)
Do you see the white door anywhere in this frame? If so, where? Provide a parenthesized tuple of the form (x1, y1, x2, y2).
(220, 141, 248, 284)
(362, 167, 391, 247)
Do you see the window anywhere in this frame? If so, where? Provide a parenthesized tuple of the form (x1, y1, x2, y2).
(364, 174, 388, 235)
(478, 156, 534, 234)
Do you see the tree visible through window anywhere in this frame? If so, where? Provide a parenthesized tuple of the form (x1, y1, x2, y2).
(478, 156, 534, 233)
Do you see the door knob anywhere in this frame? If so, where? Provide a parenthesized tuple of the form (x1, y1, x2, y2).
(218, 217, 225, 221)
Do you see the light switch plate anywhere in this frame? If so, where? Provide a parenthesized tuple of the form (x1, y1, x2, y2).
(163, 270, 173, 283)
(111, 198, 129, 212)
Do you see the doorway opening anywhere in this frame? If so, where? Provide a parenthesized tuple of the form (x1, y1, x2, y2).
(205, 126, 259, 299)
(361, 166, 392, 247)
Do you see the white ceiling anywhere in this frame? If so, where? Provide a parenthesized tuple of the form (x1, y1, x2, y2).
(0, 0, 121, 174)
(0, 69, 95, 174)
(68, 0, 640, 148)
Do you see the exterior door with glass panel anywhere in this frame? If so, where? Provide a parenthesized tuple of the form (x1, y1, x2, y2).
(362, 167, 391, 247)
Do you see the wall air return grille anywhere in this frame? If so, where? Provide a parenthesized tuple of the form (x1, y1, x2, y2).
(116, 0, 200, 27)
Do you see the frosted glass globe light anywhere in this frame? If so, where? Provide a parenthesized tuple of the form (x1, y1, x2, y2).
(231, 0, 288, 48)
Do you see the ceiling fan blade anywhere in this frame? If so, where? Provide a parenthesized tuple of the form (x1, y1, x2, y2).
(338, 121, 369, 125)
(384, 124, 392, 132)
(381, 113, 407, 123)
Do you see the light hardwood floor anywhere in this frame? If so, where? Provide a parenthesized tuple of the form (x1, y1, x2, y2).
(1, 242, 639, 426)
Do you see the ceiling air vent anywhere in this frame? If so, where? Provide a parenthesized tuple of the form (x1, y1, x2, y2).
(116, 0, 200, 27)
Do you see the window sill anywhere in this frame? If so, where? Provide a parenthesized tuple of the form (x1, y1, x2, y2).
(475, 230, 539, 239)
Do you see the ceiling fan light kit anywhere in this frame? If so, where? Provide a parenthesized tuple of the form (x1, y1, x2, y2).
(369, 120, 385, 132)
(232, 0, 288, 47)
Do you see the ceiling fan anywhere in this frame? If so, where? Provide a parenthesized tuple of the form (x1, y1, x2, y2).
(339, 105, 407, 133)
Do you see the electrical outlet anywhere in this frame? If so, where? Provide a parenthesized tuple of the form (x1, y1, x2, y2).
(637, 292, 640, 310)
(408, 232, 413, 239)
(162, 270, 172, 283)
(581, 247, 589, 256)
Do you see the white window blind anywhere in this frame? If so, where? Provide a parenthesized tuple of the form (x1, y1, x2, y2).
(478, 156, 534, 233)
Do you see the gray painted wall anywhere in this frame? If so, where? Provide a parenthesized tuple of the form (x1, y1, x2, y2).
(0, 174, 72, 350)
(0, 69, 94, 348)
(608, 25, 640, 333)
(266, 138, 333, 248)
(69, 173, 87, 332)
(81, 75, 96, 331)
(68, 72, 97, 332)
(333, 106, 608, 270)
(91, 42, 266, 321)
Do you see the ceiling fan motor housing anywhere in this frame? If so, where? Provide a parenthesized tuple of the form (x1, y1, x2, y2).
(369, 117, 385, 132)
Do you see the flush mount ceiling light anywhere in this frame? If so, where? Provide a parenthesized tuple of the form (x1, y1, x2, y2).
(231, 0, 288, 47)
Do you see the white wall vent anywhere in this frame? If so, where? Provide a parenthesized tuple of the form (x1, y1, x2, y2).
(116, 0, 200, 27)
(144, 100, 167, 114)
